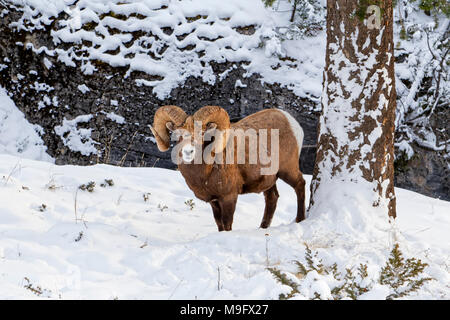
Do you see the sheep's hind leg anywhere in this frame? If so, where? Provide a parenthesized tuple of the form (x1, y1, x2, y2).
(279, 171, 306, 222)
(210, 200, 224, 231)
(260, 184, 279, 229)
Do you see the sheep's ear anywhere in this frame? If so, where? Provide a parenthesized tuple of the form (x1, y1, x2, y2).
(166, 122, 175, 132)
(206, 122, 217, 131)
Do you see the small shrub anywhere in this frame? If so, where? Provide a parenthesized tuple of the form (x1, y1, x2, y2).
(47, 183, 58, 191)
(184, 199, 195, 210)
(79, 181, 96, 192)
(400, 26, 408, 40)
(379, 243, 433, 299)
(143, 192, 151, 202)
(267, 267, 299, 300)
(74, 231, 83, 242)
(38, 204, 47, 212)
(100, 179, 114, 188)
(268, 243, 433, 300)
(334, 264, 371, 300)
(23, 277, 52, 297)
(157, 203, 168, 212)
(413, 0, 450, 18)
(46, 177, 62, 191)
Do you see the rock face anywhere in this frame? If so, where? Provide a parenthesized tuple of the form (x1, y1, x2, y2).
(394, 106, 450, 201)
(0, 2, 448, 201)
(0, 5, 319, 173)
(395, 147, 449, 201)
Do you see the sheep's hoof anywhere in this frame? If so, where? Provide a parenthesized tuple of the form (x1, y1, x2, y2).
(260, 222, 270, 229)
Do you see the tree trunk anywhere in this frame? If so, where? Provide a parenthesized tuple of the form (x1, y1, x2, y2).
(309, 0, 397, 218)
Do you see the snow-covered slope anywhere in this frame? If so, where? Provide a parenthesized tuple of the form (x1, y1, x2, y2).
(0, 154, 448, 299)
(0, 87, 53, 162)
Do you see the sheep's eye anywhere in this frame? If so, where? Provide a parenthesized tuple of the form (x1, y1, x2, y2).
(203, 128, 216, 141)
(172, 129, 192, 141)
(172, 130, 185, 140)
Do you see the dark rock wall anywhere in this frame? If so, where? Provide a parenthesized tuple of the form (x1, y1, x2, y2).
(394, 107, 450, 201)
(0, 8, 319, 173)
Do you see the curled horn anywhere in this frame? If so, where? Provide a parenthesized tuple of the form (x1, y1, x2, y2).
(193, 106, 230, 131)
(193, 106, 231, 153)
(149, 105, 187, 152)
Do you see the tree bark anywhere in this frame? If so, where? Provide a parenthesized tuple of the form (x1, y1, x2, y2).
(309, 0, 397, 218)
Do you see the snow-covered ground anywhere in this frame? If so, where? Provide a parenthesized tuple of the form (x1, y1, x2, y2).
(0, 82, 449, 300)
(0, 150, 449, 299)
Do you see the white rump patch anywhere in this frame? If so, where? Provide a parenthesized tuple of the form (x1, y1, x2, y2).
(277, 109, 304, 157)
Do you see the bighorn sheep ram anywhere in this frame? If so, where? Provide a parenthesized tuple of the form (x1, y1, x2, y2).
(150, 105, 306, 231)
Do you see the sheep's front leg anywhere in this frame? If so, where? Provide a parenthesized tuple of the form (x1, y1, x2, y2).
(210, 200, 224, 232)
(219, 195, 238, 231)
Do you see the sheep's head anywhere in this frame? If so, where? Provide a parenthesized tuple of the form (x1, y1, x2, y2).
(150, 105, 231, 164)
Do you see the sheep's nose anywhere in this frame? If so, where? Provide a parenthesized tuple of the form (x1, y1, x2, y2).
(183, 147, 194, 155)
(182, 145, 195, 162)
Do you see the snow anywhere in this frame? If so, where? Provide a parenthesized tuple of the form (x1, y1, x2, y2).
(54, 114, 98, 156)
(0, 152, 448, 299)
(0, 87, 53, 162)
(77, 84, 90, 94)
(7, 0, 326, 100)
(392, 7, 450, 160)
(105, 112, 125, 124)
